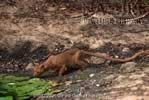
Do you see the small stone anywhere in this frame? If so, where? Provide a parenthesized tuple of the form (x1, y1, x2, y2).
(130, 86, 138, 91)
(76, 80, 82, 83)
(65, 81, 73, 86)
(93, 80, 96, 82)
(115, 55, 119, 58)
(89, 74, 95, 78)
(96, 84, 100, 87)
(122, 47, 130, 53)
(14, 64, 18, 67)
(7, 69, 13, 72)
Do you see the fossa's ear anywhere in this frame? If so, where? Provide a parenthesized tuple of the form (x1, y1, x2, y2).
(25, 63, 37, 71)
(33, 62, 39, 66)
(29, 58, 39, 66)
(25, 58, 39, 71)
(32, 61, 39, 66)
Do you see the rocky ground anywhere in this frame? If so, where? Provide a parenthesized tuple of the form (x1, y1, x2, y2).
(0, 0, 149, 100)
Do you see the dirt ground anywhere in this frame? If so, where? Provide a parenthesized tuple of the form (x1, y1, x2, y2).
(0, 0, 149, 100)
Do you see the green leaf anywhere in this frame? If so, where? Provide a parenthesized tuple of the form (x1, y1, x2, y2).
(0, 96, 13, 100)
(0, 74, 62, 99)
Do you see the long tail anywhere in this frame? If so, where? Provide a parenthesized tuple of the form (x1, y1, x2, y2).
(81, 50, 149, 62)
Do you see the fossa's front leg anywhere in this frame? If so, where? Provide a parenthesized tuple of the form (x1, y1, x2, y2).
(58, 65, 67, 76)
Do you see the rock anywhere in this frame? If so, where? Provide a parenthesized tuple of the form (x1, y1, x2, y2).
(141, 86, 149, 91)
(25, 63, 34, 70)
(130, 86, 138, 91)
(104, 74, 117, 81)
(144, 91, 149, 95)
(47, 6, 56, 12)
(143, 67, 149, 73)
(65, 81, 73, 86)
(90, 57, 105, 64)
(118, 96, 149, 100)
(120, 62, 137, 73)
(115, 75, 127, 82)
(113, 79, 143, 89)
(129, 73, 145, 80)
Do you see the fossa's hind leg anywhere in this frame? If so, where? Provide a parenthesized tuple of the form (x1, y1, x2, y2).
(77, 60, 88, 71)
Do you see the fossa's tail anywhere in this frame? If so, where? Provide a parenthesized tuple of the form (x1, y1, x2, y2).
(81, 50, 149, 62)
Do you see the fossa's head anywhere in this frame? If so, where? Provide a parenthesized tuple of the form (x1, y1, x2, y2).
(33, 64, 45, 77)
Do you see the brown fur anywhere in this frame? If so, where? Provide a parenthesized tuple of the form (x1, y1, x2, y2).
(33, 48, 88, 77)
(33, 48, 149, 77)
